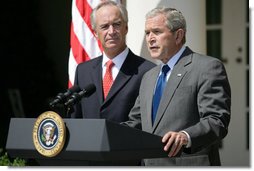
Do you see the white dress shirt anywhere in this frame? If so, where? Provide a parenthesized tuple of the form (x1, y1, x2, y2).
(102, 47, 129, 80)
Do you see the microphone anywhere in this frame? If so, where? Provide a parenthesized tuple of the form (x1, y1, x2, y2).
(49, 85, 81, 108)
(64, 84, 96, 106)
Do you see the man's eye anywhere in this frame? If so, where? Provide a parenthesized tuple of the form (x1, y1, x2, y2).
(154, 30, 160, 34)
(113, 22, 121, 28)
(100, 25, 109, 30)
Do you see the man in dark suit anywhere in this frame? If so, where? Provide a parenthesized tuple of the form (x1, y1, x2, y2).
(122, 7, 231, 166)
(70, 1, 155, 124)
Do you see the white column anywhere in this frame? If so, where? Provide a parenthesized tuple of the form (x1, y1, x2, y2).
(125, 0, 206, 62)
(250, 1, 254, 167)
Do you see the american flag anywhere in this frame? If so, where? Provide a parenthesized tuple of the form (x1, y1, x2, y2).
(68, 0, 121, 87)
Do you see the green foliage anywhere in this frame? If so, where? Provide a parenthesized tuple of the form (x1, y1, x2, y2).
(0, 152, 26, 166)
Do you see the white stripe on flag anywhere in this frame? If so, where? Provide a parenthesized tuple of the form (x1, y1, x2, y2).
(68, 48, 78, 85)
(72, 1, 102, 58)
(68, 0, 121, 87)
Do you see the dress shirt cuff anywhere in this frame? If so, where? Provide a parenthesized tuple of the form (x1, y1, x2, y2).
(181, 131, 191, 148)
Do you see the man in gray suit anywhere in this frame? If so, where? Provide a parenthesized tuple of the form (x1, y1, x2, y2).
(122, 7, 231, 166)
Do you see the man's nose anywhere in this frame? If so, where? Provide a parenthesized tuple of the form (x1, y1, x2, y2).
(147, 33, 155, 44)
(108, 25, 115, 34)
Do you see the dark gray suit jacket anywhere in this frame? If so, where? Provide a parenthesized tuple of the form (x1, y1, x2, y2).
(70, 49, 156, 123)
(124, 47, 231, 166)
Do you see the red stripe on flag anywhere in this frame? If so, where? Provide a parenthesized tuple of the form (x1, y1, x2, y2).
(76, 0, 93, 31)
(70, 22, 91, 64)
(68, 0, 120, 88)
(75, 0, 103, 52)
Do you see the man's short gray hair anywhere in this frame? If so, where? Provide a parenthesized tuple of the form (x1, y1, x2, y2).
(90, 1, 128, 31)
(146, 7, 186, 43)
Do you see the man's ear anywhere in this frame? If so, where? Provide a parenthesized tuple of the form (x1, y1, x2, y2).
(124, 24, 128, 35)
(94, 31, 98, 38)
(175, 29, 185, 45)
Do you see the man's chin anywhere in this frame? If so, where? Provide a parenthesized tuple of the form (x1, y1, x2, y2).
(105, 43, 118, 49)
(150, 53, 160, 60)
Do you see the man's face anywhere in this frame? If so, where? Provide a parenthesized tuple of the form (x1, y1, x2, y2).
(145, 14, 178, 63)
(95, 5, 128, 57)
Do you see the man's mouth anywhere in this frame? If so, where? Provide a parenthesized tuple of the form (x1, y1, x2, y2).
(150, 46, 159, 50)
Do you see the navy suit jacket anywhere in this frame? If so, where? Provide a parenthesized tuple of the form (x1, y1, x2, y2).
(70, 50, 156, 123)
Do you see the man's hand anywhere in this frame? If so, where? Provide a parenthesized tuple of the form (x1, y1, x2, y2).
(162, 131, 188, 157)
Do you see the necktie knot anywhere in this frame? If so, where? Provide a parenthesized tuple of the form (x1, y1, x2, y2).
(106, 60, 114, 69)
(161, 65, 170, 76)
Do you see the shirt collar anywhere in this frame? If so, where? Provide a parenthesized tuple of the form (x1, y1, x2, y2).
(102, 47, 129, 69)
(164, 45, 186, 70)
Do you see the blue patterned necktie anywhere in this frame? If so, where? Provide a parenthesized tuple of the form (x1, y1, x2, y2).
(152, 65, 170, 124)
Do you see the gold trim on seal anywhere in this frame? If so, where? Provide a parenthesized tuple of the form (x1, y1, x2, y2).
(32, 111, 66, 157)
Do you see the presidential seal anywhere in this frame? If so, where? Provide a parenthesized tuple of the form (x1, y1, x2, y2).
(32, 111, 66, 157)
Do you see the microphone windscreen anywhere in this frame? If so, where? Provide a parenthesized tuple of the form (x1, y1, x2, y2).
(69, 85, 81, 93)
(85, 84, 96, 92)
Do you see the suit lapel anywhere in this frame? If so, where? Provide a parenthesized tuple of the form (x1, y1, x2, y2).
(146, 66, 161, 131)
(91, 57, 104, 105)
(152, 47, 193, 132)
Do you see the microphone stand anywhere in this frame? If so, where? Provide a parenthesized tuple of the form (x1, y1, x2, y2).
(65, 105, 74, 118)
(49, 103, 68, 118)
